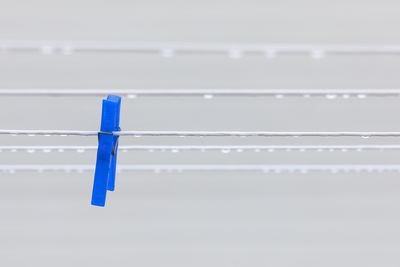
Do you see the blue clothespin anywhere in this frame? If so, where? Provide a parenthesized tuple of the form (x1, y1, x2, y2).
(91, 95, 121, 207)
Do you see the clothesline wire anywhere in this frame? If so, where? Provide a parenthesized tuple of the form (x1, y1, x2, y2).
(2, 89, 400, 97)
(2, 130, 400, 137)
(3, 145, 400, 153)
(2, 164, 400, 173)
(2, 41, 400, 55)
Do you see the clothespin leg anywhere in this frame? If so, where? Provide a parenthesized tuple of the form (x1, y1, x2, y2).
(91, 135, 113, 206)
(107, 141, 119, 191)
(106, 95, 121, 192)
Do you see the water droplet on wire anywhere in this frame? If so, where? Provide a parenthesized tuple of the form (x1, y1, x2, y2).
(40, 45, 54, 55)
(228, 49, 242, 59)
(326, 94, 337, 99)
(311, 50, 326, 59)
(357, 94, 367, 99)
(62, 46, 74, 55)
(264, 49, 276, 59)
(161, 49, 174, 58)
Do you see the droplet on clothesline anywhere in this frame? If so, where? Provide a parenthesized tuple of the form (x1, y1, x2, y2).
(311, 50, 326, 59)
(203, 94, 214, 99)
(357, 94, 367, 99)
(326, 94, 337, 99)
(303, 94, 311, 98)
(27, 149, 35, 153)
(228, 49, 243, 59)
(361, 135, 370, 139)
(42, 149, 51, 153)
(40, 46, 54, 55)
(57, 149, 65, 152)
(264, 49, 277, 59)
(76, 149, 85, 153)
(171, 149, 179, 153)
(342, 94, 350, 99)
(161, 49, 174, 58)
(133, 135, 142, 138)
(62, 46, 74, 55)
(221, 149, 231, 154)
(275, 94, 284, 99)
(127, 94, 137, 99)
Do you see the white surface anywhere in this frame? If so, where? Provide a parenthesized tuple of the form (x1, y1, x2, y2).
(1, 0, 400, 266)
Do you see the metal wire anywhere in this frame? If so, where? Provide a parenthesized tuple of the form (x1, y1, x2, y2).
(0, 130, 98, 136)
(2, 130, 400, 137)
(116, 131, 400, 137)
(1, 89, 400, 97)
(1, 164, 400, 173)
(2, 145, 400, 153)
(2, 41, 400, 56)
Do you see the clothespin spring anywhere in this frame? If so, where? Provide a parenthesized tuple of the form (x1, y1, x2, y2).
(97, 127, 121, 156)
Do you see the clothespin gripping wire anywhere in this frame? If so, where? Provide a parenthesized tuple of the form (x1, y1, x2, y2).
(91, 95, 121, 207)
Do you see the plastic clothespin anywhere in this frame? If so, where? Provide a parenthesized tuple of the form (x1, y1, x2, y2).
(91, 95, 121, 207)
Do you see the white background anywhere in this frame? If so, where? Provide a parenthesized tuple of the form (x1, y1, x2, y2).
(1, 0, 400, 266)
